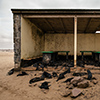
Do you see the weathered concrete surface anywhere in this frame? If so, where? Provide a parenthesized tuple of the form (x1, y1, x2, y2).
(21, 17, 45, 59)
(45, 34, 74, 54)
(13, 14, 21, 68)
(45, 33, 100, 55)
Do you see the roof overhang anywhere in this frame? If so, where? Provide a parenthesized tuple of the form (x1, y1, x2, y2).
(11, 9, 100, 15)
(11, 9, 100, 34)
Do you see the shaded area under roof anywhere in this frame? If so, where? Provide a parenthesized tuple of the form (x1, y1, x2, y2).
(28, 18, 100, 33)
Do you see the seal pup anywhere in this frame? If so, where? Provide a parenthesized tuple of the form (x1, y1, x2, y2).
(56, 68, 70, 82)
(63, 77, 73, 83)
(56, 73, 65, 82)
(39, 81, 50, 89)
(41, 71, 52, 79)
(7, 68, 14, 75)
(29, 77, 44, 84)
(17, 71, 28, 76)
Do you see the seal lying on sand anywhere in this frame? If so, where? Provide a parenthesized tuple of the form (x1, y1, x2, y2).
(29, 77, 44, 84)
(41, 71, 52, 79)
(39, 81, 50, 89)
(29, 71, 52, 84)
(63, 77, 73, 83)
(7, 68, 14, 75)
(56, 68, 70, 81)
(17, 71, 28, 76)
(56, 73, 65, 82)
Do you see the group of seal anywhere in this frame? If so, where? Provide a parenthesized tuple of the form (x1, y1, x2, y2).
(29, 71, 56, 84)
(33, 60, 75, 71)
(8, 61, 93, 90)
(29, 69, 71, 89)
(33, 62, 48, 71)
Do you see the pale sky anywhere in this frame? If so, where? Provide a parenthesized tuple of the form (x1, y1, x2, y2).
(0, 0, 100, 49)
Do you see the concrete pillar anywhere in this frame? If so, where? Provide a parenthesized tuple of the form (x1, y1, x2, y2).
(74, 16, 77, 67)
(13, 14, 21, 69)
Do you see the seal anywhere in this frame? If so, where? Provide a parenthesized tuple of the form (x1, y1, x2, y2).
(56, 68, 70, 82)
(41, 71, 52, 79)
(29, 77, 44, 84)
(87, 69, 92, 80)
(56, 73, 65, 82)
(17, 71, 28, 76)
(7, 68, 14, 75)
(39, 81, 50, 89)
(63, 77, 73, 83)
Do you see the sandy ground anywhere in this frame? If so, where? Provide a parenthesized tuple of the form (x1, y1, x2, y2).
(0, 51, 100, 100)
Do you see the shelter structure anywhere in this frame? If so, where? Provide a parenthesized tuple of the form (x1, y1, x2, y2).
(11, 9, 100, 68)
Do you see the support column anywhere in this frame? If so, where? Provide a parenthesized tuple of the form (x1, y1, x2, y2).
(74, 16, 77, 67)
(13, 14, 21, 69)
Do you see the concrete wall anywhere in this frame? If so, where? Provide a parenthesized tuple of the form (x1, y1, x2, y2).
(45, 33, 100, 55)
(21, 17, 44, 59)
(45, 34, 74, 54)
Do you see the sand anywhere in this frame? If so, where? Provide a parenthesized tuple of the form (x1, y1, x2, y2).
(0, 51, 100, 100)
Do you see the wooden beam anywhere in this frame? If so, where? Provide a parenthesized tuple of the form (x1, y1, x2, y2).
(77, 15, 100, 18)
(23, 15, 100, 18)
(23, 15, 75, 18)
